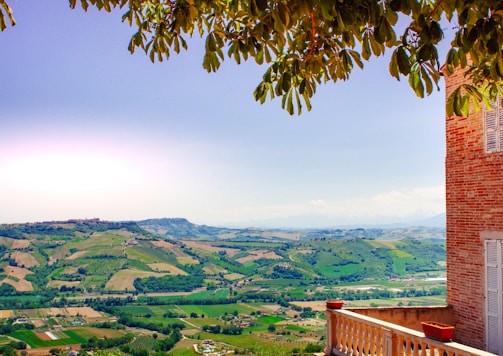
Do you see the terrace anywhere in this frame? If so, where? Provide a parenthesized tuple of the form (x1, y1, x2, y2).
(325, 304, 497, 356)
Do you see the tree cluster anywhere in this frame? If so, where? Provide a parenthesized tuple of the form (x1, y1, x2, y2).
(133, 275, 204, 293)
(81, 334, 134, 350)
(202, 324, 243, 335)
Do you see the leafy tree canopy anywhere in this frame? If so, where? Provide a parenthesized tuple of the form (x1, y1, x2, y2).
(2, 0, 503, 115)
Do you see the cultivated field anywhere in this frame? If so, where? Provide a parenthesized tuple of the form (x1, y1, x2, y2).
(290, 301, 327, 312)
(147, 263, 187, 275)
(182, 240, 240, 256)
(10, 251, 40, 268)
(152, 240, 200, 264)
(1, 278, 33, 292)
(3, 265, 33, 279)
(38, 307, 104, 318)
(0, 237, 31, 249)
(224, 272, 245, 280)
(151, 240, 176, 249)
(10, 327, 124, 349)
(0, 310, 14, 318)
(202, 264, 227, 275)
(105, 269, 167, 291)
(65, 250, 87, 260)
(236, 249, 282, 263)
(10, 239, 31, 249)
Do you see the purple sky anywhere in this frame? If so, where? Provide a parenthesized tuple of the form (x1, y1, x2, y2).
(0, 1, 446, 227)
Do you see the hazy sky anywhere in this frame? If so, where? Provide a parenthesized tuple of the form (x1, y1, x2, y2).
(0, 1, 446, 227)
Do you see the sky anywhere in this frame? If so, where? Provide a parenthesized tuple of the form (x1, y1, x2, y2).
(0, 1, 446, 228)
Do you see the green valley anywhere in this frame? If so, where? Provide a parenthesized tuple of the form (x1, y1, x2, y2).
(0, 218, 446, 355)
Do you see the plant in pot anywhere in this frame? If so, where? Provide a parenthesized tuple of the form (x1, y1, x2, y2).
(326, 300, 344, 309)
(421, 321, 455, 342)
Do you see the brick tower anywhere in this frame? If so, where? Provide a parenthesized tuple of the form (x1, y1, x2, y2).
(445, 70, 503, 353)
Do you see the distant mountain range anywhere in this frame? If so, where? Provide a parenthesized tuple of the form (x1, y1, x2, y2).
(137, 217, 445, 241)
(217, 212, 447, 230)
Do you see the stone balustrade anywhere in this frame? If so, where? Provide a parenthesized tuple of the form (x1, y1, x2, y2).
(326, 308, 497, 356)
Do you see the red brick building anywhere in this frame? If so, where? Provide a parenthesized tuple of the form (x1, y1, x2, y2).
(325, 72, 502, 356)
(445, 70, 503, 354)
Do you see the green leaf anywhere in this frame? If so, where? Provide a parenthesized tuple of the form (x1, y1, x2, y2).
(278, 3, 290, 28)
(396, 47, 410, 75)
(487, 37, 499, 55)
(80, 0, 89, 11)
(369, 34, 384, 56)
(255, 48, 264, 65)
(286, 90, 294, 115)
(417, 43, 432, 61)
(254, 82, 266, 102)
(319, 1, 332, 20)
(408, 66, 424, 98)
(282, 72, 292, 92)
(446, 48, 458, 67)
(0, 0, 15, 30)
(295, 89, 302, 115)
(429, 21, 443, 43)
(256, 0, 267, 13)
(206, 33, 217, 52)
(299, 78, 306, 95)
(250, 0, 259, 17)
(496, 57, 503, 78)
(303, 93, 312, 111)
(420, 65, 433, 95)
(385, 8, 398, 26)
(348, 50, 363, 69)
(400, 0, 411, 14)
(389, 50, 400, 80)
(362, 34, 371, 60)
(0, 10, 5, 31)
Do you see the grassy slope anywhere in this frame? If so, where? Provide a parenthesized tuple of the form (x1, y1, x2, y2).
(0, 220, 446, 295)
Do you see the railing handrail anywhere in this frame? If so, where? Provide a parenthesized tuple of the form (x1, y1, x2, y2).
(327, 309, 498, 356)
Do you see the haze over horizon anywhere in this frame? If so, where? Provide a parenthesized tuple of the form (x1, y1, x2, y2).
(0, 1, 446, 228)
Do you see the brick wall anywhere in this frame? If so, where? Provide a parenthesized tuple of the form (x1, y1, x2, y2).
(445, 70, 503, 349)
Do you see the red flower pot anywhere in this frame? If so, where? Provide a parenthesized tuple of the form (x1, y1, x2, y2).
(421, 321, 455, 342)
(326, 300, 344, 309)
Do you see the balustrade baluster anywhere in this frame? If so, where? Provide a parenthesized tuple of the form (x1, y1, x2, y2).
(419, 341, 427, 356)
(342, 317, 349, 354)
(429, 344, 436, 356)
(357, 322, 364, 356)
(397, 335, 405, 355)
(414, 337, 420, 356)
(352, 320, 359, 356)
(337, 316, 344, 353)
(369, 325, 376, 355)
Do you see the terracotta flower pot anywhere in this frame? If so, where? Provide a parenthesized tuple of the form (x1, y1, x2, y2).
(326, 300, 344, 309)
(421, 321, 455, 342)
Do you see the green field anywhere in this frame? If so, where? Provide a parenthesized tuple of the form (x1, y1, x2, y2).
(258, 315, 284, 324)
(194, 331, 299, 350)
(8, 328, 125, 348)
(129, 335, 158, 352)
(127, 244, 178, 265)
(284, 324, 310, 332)
(138, 288, 231, 303)
(8, 330, 77, 348)
(178, 303, 256, 318)
(188, 289, 230, 299)
(115, 305, 155, 316)
(0, 295, 42, 302)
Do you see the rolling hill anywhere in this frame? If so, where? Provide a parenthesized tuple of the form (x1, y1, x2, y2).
(0, 218, 445, 300)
